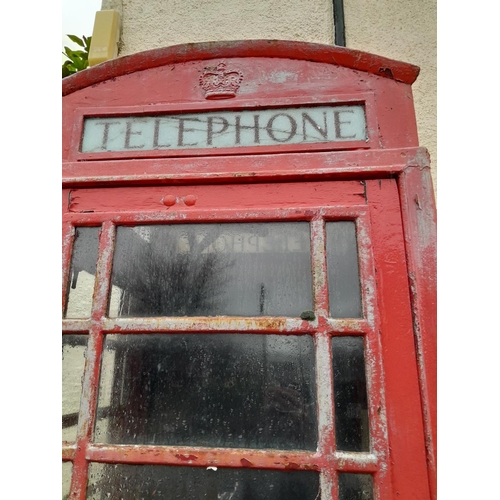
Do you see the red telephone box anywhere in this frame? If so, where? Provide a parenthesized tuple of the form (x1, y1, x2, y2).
(62, 40, 436, 500)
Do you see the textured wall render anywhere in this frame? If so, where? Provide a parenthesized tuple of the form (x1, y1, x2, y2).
(102, 0, 334, 54)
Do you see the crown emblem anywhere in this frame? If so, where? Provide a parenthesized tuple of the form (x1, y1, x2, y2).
(199, 62, 243, 99)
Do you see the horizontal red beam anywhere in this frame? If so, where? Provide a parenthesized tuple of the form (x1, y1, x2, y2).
(62, 317, 370, 335)
(85, 444, 380, 473)
(62, 147, 429, 188)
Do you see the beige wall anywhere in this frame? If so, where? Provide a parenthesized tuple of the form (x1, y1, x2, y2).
(100, 0, 436, 190)
(102, 0, 334, 52)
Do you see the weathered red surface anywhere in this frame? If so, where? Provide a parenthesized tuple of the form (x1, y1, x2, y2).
(62, 40, 435, 500)
(62, 40, 420, 97)
(398, 161, 437, 500)
(366, 179, 431, 499)
(62, 148, 421, 187)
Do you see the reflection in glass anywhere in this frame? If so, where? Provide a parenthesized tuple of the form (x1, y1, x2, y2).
(95, 334, 317, 450)
(109, 223, 312, 317)
(87, 463, 320, 500)
(62, 335, 88, 442)
(338, 473, 374, 500)
(62, 462, 72, 500)
(332, 337, 370, 452)
(65, 227, 100, 318)
(326, 221, 362, 318)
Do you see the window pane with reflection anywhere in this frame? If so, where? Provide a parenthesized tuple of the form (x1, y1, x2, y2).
(62, 335, 88, 442)
(95, 333, 317, 450)
(65, 227, 99, 318)
(87, 463, 320, 500)
(326, 221, 362, 318)
(109, 223, 313, 317)
(332, 336, 370, 452)
(62, 462, 72, 500)
(338, 473, 374, 500)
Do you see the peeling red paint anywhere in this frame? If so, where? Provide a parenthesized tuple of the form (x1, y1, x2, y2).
(175, 454, 199, 462)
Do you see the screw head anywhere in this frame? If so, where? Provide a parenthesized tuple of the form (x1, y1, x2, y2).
(184, 195, 197, 206)
(162, 195, 177, 206)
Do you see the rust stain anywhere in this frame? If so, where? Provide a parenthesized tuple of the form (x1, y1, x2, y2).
(105, 315, 296, 333)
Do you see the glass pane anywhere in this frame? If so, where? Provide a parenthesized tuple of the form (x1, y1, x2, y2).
(326, 221, 362, 318)
(338, 473, 374, 500)
(109, 223, 312, 317)
(63, 335, 88, 442)
(62, 462, 72, 500)
(65, 227, 99, 318)
(87, 463, 320, 500)
(95, 334, 317, 450)
(332, 337, 370, 452)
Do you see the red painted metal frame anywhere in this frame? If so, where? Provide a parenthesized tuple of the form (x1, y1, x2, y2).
(62, 148, 421, 188)
(398, 164, 437, 500)
(63, 41, 436, 500)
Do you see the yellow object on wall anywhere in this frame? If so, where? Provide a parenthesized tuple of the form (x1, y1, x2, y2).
(88, 10, 121, 66)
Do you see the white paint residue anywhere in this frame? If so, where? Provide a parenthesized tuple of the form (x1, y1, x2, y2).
(268, 70, 298, 83)
(207, 466, 218, 471)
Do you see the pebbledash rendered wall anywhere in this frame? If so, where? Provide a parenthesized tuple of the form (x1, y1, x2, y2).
(100, 0, 436, 191)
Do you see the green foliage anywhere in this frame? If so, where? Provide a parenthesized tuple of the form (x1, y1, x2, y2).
(62, 35, 92, 78)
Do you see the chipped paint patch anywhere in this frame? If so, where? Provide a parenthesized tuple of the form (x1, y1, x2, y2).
(268, 70, 298, 83)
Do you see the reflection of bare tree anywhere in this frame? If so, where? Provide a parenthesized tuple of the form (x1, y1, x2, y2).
(102, 334, 317, 450)
(112, 225, 233, 317)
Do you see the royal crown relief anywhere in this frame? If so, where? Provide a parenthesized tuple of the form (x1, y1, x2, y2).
(199, 62, 243, 99)
(80, 62, 367, 153)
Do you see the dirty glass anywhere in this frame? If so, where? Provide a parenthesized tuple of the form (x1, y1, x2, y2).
(62, 334, 88, 442)
(338, 473, 374, 500)
(65, 226, 100, 318)
(332, 337, 370, 452)
(326, 221, 362, 318)
(108, 223, 312, 317)
(87, 463, 320, 500)
(95, 333, 317, 450)
(62, 462, 72, 499)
